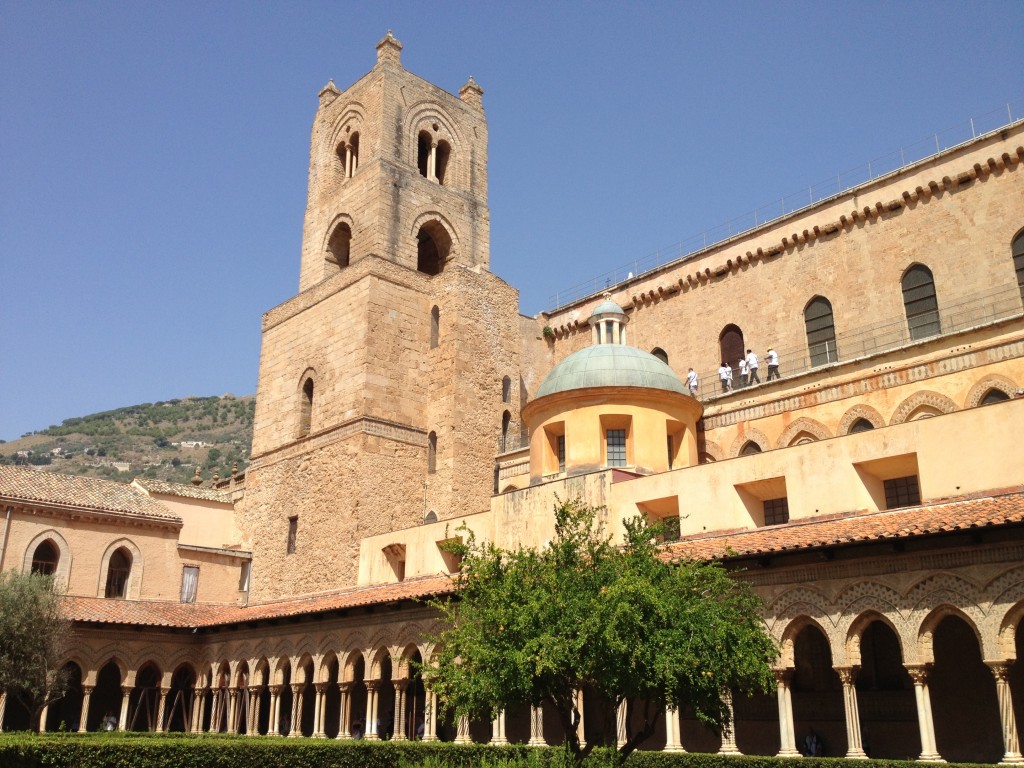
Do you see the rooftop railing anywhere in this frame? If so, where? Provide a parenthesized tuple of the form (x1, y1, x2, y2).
(690, 282, 1023, 402)
(546, 102, 1024, 312)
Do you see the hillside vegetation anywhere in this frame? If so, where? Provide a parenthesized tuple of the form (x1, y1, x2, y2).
(0, 395, 255, 485)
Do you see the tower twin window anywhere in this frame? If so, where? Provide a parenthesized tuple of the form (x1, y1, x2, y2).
(417, 130, 451, 185)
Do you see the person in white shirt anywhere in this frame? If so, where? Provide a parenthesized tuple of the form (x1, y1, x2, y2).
(766, 347, 780, 380)
(717, 362, 732, 392)
(738, 356, 749, 388)
(746, 349, 761, 384)
(686, 367, 698, 396)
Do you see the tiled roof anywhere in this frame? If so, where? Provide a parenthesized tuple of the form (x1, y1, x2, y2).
(133, 478, 232, 504)
(62, 574, 456, 628)
(0, 466, 180, 521)
(661, 489, 1024, 562)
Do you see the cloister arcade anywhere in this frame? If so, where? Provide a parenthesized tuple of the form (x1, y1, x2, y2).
(3, 582, 1022, 762)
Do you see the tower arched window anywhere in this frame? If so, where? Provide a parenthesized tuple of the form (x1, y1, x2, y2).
(417, 131, 431, 178)
(417, 222, 451, 276)
(804, 296, 838, 367)
(430, 306, 440, 349)
(1013, 228, 1024, 302)
(719, 324, 745, 383)
(327, 222, 351, 270)
(501, 376, 512, 403)
(651, 347, 668, 364)
(427, 431, 437, 474)
(901, 264, 940, 340)
(299, 377, 314, 437)
(336, 132, 360, 179)
(105, 547, 132, 598)
(31, 540, 59, 576)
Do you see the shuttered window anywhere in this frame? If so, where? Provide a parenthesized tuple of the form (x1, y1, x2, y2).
(805, 296, 838, 366)
(902, 265, 940, 340)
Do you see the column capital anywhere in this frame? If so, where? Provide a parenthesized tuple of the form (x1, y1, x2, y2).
(248, 685, 261, 695)
(773, 668, 794, 685)
(314, 682, 329, 695)
(365, 679, 381, 692)
(290, 682, 303, 694)
(985, 660, 1013, 681)
(835, 666, 859, 685)
(82, 685, 95, 694)
(337, 681, 353, 694)
(905, 664, 932, 685)
(120, 685, 132, 696)
(268, 685, 281, 696)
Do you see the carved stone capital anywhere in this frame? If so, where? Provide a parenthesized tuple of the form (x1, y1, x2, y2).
(905, 664, 931, 685)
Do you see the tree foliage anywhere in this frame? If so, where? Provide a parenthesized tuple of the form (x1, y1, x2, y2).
(0, 571, 72, 730)
(428, 499, 777, 762)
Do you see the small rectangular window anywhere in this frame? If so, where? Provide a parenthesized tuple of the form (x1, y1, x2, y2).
(763, 497, 790, 526)
(557, 435, 566, 473)
(884, 476, 921, 509)
(287, 516, 298, 555)
(606, 429, 626, 467)
(180, 566, 199, 603)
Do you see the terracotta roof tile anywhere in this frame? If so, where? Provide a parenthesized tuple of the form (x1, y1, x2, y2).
(62, 574, 456, 628)
(133, 478, 231, 504)
(661, 489, 1024, 562)
(0, 466, 180, 521)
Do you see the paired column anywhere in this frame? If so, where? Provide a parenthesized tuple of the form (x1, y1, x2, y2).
(528, 704, 545, 745)
(39, 701, 50, 732)
(987, 662, 1023, 764)
(774, 669, 800, 757)
(365, 681, 380, 740)
(247, 685, 261, 735)
(837, 667, 867, 758)
(575, 689, 587, 750)
(428, 143, 438, 182)
(79, 686, 94, 732)
(422, 689, 438, 742)
(191, 687, 208, 733)
(155, 688, 170, 733)
(906, 665, 943, 761)
(336, 682, 352, 739)
(312, 683, 325, 738)
(664, 705, 685, 753)
(455, 715, 471, 744)
(0, 691, 6, 733)
(268, 685, 281, 735)
(615, 701, 627, 749)
(717, 691, 741, 755)
(288, 683, 303, 737)
(226, 688, 239, 733)
(490, 709, 508, 745)
(118, 686, 131, 731)
(393, 680, 409, 741)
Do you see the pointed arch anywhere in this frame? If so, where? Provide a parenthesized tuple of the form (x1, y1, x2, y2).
(98, 538, 143, 599)
(776, 417, 832, 448)
(889, 390, 957, 425)
(296, 367, 317, 438)
(837, 404, 886, 435)
(22, 529, 71, 584)
(729, 426, 771, 458)
(964, 374, 1018, 408)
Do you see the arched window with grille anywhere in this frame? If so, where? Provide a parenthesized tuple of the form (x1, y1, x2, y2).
(804, 296, 838, 366)
(31, 540, 59, 576)
(901, 264, 940, 340)
(299, 377, 314, 437)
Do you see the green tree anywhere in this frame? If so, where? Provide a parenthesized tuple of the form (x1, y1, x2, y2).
(428, 499, 777, 763)
(0, 571, 71, 730)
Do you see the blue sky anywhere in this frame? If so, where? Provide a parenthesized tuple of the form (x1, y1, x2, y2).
(1, 1, 1022, 441)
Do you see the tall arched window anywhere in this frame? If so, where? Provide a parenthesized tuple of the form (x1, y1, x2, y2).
(105, 548, 132, 598)
(326, 222, 351, 269)
(417, 131, 431, 178)
(501, 376, 512, 403)
(31, 540, 59, 576)
(1013, 229, 1024, 302)
(500, 410, 511, 452)
(299, 377, 314, 437)
(804, 296, 838, 366)
(902, 264, 940, 340)
(417, 222, 451, 276)
(427, 431, 437, 474)
(430, 306, 440, 349)
(719, 324, 745, 382)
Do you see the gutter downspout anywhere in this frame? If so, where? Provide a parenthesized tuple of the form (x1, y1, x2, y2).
(0, 505, 13, 571)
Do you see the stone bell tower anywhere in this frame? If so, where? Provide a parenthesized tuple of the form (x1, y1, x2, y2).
(298, 30, 490, 291)
(240, 33, 521, 601)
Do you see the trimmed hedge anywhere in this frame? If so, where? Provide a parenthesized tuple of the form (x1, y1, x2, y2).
(0, 734, 999, 768)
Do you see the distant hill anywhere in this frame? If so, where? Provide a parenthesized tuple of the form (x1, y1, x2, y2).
(0, 395, 255, 485)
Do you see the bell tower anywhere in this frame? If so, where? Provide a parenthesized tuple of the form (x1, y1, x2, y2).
(298, 31, 490, 291)
(241, 35, 520, 601)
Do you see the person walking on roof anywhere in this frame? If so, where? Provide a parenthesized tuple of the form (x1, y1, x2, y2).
(738, 355, 749, 388)
(766, 347, 781, 381)
(746, 349, 761, 384)
(718, 362, 733, 392)
(687, 367, 699, 396)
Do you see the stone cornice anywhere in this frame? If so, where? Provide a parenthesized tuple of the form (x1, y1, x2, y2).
(6, 501, 182, 531)
(545, 125, 1024, 336)
(249, 415, 426, 470)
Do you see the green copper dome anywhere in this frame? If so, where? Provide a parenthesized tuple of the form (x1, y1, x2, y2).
(591, 299, 627, 318)
(536, 345, 687, 398)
